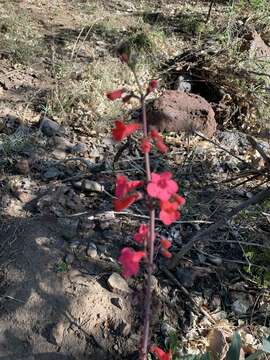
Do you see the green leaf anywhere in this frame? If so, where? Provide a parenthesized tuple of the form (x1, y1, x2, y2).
(226, 332, 241, 360)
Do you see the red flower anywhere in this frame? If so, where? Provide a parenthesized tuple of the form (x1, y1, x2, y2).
(107, 88, 125, 101)
(119, 247, 145, 278)
(115, 175, 143, 198)
(112, 120, 140, 141)
(134, 224, 149, 244)
(114, 193, 141, 211)
(147, 172, 178, 201)
(160, 237, 172, 258)
(150, 346, 172, 360)
(140, 137, 151, 153)
(150, 129, 168, 153)
(147, 79, 158, 93)
(159, 199, 180, 225)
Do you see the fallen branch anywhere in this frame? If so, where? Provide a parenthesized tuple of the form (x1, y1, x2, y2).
(161, 267, 216, 324)
(169, 187, 270, 269)
(247, 135, 270, 172)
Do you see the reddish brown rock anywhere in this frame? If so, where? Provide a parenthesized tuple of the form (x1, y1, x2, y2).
(147, 90, 216, 138)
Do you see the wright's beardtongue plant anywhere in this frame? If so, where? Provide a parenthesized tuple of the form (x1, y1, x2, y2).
(106, 50, 185, 360)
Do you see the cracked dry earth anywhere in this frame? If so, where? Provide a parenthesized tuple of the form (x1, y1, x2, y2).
(0, 218, 136, 360)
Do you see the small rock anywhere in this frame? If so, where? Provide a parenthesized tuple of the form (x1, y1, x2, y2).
(72, 180, 83, 190)
(161, 323, 177, 336)
(211, 311, 227, 321)
(65, 253, 75, 265)
(40, 117, 60, 137)
(50, 322, 66, 346)
(16, 159, 30, 175)
(16, 191, 35, 203)
(86, 242, 98, 258)
(95, 211, 115, 221)
(175, 75, 192, 92)
(54, 136, 73, 151)
(51, 149, 66, 160)
(107, 273, 132, 294)
(82, 180, 104, 193)
(42, 167, 61, 180)
(89, 147, 100, 158)
(232, 299, 250, 315)
(69, 240, 80, 250)
(72, 142, 88, 154)
(208, 255, 222, 266)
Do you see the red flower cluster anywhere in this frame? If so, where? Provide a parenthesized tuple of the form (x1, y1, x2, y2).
(150, 346, 172, 360)
(114, 175, 142, 212)
(119, 247, 145, 278)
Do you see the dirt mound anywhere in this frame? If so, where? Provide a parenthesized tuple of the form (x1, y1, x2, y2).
(0, 218, 136, 360)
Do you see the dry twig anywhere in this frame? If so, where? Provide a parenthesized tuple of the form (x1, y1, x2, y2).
(169, 187, 270, 269)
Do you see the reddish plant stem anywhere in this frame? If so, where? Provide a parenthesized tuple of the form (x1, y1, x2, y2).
(140, 97, 155, 360)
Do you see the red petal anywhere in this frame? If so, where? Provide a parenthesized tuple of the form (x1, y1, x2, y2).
(140, 137, 151, 153)
(112, 120, 140, 142)
(107, 89, 124, 101)
(161, 249, 172, 258)
(119, 247, 145, 278)
(150, 346, 172, 360)
(156, 139, 168, 153)
(150, 128, 162, 140)
(172, 193, 185, 206)
(114, 193, 141, 211)
(160, 238, 171, 249)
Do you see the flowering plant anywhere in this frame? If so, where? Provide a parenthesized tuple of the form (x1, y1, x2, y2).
(107, 49, 185, 360)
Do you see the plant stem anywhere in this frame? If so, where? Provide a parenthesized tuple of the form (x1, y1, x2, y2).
(140, 97, 155, 360)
